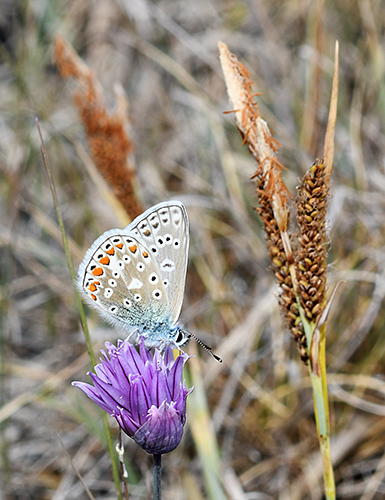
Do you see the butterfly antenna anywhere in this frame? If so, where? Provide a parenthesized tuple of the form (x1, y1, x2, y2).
(187, 331, 222, 363)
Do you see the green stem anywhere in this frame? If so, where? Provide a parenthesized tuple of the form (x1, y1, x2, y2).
(308, 323, 335, 500)
(37, 120, 123, 500)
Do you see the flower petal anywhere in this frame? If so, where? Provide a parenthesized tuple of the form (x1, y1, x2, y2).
(133, 401, 184, 454)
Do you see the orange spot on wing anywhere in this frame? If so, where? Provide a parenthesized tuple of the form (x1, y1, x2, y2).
(106, 247, 115, 255)
(90, 294, 97, 301)
(88, 283, 97, 292)
(92, 267, 103, 276)
(99, 256, 110, 265)
(144, 230, 150, 236)
(129, 244, 137, 253)
(142, 251, 148, 257)
(116, 243, 123, 249)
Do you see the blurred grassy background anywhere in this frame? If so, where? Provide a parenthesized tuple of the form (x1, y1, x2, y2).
(1, 0, 385, 499)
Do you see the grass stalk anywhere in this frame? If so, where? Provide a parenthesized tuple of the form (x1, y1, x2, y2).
(219, 42, 338, 498)
(36, 120, 123, 500)
(309, 322, 335, 499)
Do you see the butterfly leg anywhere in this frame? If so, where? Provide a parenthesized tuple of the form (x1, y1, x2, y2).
(118, 329, 140, 349)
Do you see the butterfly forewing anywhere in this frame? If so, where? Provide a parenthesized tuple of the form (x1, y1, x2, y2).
(78, 231, 169, 333)
(125, 201, 189, 326)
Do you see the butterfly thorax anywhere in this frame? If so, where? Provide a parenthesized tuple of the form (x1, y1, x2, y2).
(137, 320, 189, 350)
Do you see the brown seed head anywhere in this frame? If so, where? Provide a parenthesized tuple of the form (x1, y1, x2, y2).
(53, 35, 143, 220)
(219, 42, 310, 362)
(295, 159, 329, 323)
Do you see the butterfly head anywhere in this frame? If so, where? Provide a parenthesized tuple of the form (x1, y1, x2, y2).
(170, 325, 190, 349)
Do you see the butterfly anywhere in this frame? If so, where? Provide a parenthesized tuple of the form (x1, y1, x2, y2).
(77, 201, 222, 362)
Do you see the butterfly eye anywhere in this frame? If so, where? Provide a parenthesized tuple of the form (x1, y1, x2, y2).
(174, 330, 185, 344)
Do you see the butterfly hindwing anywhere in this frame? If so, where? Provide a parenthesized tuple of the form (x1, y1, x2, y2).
(124, 201, 189, 326)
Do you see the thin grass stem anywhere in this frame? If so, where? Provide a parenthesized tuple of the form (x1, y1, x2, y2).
(117, 429, 130, 500)
(36, 119, 123, 500)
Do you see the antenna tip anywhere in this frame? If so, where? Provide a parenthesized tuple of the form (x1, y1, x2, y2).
(212, 353, 223, 363)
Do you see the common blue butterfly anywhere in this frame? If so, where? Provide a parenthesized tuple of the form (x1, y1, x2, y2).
(77, 201, 221, 362)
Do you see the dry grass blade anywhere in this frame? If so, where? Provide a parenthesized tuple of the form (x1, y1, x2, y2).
(53, 35, 142, 220)
(57, 433, 96, 500)
(324, 41, 339, 180)
(300, 0, 326, 155)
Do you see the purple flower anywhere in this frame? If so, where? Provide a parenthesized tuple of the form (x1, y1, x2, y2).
(73, 340, 193, 454)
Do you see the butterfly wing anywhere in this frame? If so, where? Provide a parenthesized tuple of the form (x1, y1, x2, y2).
(77, 230, 169, 335)
(124, 201, 189, 326)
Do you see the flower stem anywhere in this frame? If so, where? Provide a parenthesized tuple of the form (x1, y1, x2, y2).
(153, 454, 162, 500)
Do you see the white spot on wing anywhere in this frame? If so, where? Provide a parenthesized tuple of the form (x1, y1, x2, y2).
(160, 259, 175, 272)
(128, 278, 143, 289)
